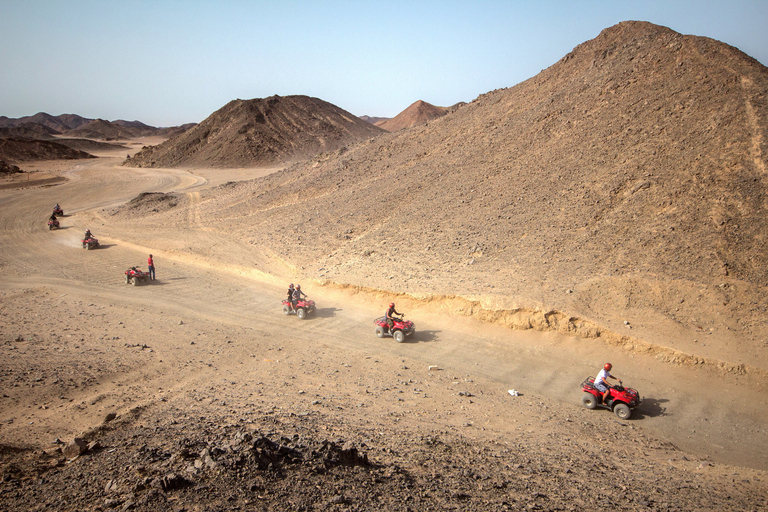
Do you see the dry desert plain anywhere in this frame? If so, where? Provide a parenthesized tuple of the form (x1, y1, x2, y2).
(1, 141, 767, 510)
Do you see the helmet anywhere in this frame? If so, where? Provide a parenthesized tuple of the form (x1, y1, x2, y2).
(389, 302, 395, 308)
(296, 284, 301, 289)
(289, 283, 294, 288)
(604, 363, 612, 371)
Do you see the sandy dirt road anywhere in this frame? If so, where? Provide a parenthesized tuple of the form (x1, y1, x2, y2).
(1, 153, 767, 474)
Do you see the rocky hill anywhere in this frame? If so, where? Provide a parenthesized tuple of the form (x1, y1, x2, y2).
(0, 138, 96, 163)
(136, 21, 768, 375)
(66, 119, 149, 140)
(375, 100, 452, 131)
(125, 95, 386, 168)
(0, 123, 60, 139)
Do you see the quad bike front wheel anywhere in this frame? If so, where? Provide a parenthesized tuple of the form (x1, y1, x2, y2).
(393, 330, 405, 343)
(581, 393, 598, 410)
(613, 403, 631, 420)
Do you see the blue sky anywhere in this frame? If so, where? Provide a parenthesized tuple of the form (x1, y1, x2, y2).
(1, 0, 767, 127)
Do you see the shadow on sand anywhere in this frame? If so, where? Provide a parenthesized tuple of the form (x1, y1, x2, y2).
(633, 397, 670, 419)
(313, 307, 341, 319)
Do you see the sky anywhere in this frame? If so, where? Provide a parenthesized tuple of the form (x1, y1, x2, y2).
(1, 0, 767, 127)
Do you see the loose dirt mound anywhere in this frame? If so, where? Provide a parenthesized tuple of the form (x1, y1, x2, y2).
(120, 192, 184, 217)
(375, 100, 451, 131)
(0, 159, 22, 174)
(125, 95, 386, 168)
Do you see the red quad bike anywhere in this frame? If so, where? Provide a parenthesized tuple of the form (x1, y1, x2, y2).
(53, 206, 64, 216)
(47, 219, 60, 230)
(581, 376, 642, 420)
(124, 267, 150, 286)
(374, 315, 415, 343)
(81, 237, 100, 250)
(282, 298, 316, 319)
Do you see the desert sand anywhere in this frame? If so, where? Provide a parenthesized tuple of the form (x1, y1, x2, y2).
(1, 148, 766, 510)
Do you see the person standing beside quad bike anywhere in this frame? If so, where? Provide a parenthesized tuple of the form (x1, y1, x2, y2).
(286, 284, 295, 311)
(147, 254, 155, 281)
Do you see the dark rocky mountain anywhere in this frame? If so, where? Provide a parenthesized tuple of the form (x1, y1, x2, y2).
(125, 95, 386, 168)
(0, 123, 60, 139)
(0, 138, 96, 163)
(374, 100, 451, 131)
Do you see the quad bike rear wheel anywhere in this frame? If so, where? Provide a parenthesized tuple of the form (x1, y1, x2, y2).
(375, 326, 385, 338)
(581, 393, 598, 410)
(393, 330, 405, 343)
(297, 308, 307, 320)
(131, 277, 139, 286)
(613, 403, 631, 420)
(282, 305, 291, 315)
(125, 275, 130, 284)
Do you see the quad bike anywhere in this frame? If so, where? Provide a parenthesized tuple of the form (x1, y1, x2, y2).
(374, 315, 415, 343)
(53, 206, 64, 216)
(580, 376, 642, 420)
(282, 298, 315, 319)
(47, 219, 60, 230)
(124, 267, 149, 286)
(81, 237, 100, 250)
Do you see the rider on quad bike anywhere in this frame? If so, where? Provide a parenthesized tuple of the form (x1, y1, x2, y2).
(292, 284, 307, 308)
(386, 302, 403, 333)
(595, 363, 620, 404)
(84, 228, 93, 240)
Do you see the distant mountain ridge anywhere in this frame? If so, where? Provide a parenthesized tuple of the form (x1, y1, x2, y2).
(126, 95, 386, 168)
(0, 113, 194, 140)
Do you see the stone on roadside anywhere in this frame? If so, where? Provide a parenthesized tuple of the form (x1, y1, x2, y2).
(63, 437, 88, 459)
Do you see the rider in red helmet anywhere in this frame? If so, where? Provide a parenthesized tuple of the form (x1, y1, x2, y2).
(594, 363, 619, 404)
(291, 284, 307, 313)
(385, 302, 402, 333)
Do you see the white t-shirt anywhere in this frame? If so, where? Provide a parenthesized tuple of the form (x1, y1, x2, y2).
(595, 368, 612, 386)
